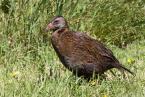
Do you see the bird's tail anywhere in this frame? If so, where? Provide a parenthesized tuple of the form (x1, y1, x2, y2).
(116, 64, 135, 76)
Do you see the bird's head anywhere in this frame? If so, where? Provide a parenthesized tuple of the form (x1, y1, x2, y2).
(45, 16, 69, 32)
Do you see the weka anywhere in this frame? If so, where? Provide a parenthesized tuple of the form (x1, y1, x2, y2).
(45, 16, 133, 79)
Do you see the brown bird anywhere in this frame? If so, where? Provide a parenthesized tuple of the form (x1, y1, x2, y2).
(45, 16, 134, 79)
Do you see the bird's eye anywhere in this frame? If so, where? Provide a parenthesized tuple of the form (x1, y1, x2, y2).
(53, 20, 59, 24)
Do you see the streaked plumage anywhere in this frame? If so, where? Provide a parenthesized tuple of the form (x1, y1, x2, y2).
(45, 16, 133, 79)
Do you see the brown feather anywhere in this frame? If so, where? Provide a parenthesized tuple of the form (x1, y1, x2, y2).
(46, 16, 134, 79)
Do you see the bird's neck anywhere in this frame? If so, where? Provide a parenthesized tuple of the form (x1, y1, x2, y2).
(56, 27, 69, 34)
(51, 27, 70, 41)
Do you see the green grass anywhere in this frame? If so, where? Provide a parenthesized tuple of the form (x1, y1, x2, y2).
(0, 40, 145, 97)
(0, 0, 145, 97)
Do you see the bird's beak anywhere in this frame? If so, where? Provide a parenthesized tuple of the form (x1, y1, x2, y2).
(44, 23, 54, 32)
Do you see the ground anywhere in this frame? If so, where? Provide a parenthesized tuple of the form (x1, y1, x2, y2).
(0, 0, 145, 97)
(0, 40, 145, 97)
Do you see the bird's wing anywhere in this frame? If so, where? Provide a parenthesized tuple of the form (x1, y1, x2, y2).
(73, 32, 119, 64)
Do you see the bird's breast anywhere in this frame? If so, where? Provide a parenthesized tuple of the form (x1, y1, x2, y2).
(51, 35, 73, 57)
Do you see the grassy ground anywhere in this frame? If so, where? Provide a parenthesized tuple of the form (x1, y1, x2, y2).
(0, 40, 145, 97)
(0, 0, 145, 97)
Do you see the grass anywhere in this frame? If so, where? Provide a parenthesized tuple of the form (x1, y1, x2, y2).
(0, 0, 145, 97)
(0, 40, 145, 97)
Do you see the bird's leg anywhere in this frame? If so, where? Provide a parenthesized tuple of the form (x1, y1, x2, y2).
(110, 69, 116, 76)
